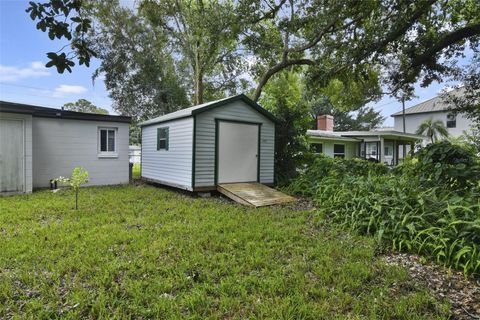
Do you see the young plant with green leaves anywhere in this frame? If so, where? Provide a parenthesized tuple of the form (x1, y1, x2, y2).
(56, 166, 89, 210)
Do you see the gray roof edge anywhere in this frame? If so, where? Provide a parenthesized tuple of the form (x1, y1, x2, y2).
(139, 94, 279, 127)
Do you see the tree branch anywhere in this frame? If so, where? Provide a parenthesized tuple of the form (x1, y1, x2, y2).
(410, 24, 480, 69)
(252, 58, 314, 101)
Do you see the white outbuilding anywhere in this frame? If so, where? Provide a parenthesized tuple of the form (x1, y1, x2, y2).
(0, 101, 131, 194)
(139, 94, 278, 192)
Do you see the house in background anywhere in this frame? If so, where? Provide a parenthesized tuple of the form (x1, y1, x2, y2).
(307, 115, 424, 165)
(0, 101, 131, 194)
(391, 88, 474, 138)
(139, 94, 278, 192)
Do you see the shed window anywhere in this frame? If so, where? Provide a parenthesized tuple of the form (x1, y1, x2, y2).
(446, 113, 456, 128)
(157, 127, 169, 150)
(98, 128, 117, 157)
(311, 143, 323, 154)
(333, 144, 345, 158)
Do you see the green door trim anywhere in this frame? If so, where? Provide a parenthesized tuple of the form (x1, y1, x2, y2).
(191, 115, 196, 189)
(214, 118, 262, 185)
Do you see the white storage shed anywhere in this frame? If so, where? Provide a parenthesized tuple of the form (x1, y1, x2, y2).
(0, 101, 131, 194)
(139, 94, 278, 191)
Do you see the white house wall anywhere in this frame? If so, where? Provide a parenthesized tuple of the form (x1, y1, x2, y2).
(0, 112, 33, 193)
(32, 117, 129, 188)
(309, 139, 358, 159)
(393, 111, 473, 138)
(141, 117, 193, 190)
(194, 101, 275, 188)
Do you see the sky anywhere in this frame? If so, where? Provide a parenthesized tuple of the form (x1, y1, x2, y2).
(0, 0, 469, 125)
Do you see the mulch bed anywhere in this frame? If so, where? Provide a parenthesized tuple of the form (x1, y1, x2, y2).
(383, 253, 480, 320)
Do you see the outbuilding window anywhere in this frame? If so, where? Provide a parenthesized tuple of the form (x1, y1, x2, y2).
(446, 113, 456, 128)
(98, 127, 117, 157)
(333, 144, 345, 158)
(157, 127, 169, 150)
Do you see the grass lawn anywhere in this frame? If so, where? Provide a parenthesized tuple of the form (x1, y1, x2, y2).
(0, 184, 450, 319)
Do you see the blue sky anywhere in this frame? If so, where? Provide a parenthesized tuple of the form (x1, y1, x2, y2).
(0, 0, 467, 125)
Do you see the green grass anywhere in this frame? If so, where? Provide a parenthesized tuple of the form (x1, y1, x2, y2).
(0, 184, 449, 319)
(132, 163, 141, 179)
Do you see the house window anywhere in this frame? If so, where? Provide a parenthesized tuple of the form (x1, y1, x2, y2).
(157, 127, 169, 150)
(98, 128, 117, 157)
(365, 142, 379, 161)
(446, 113, 456, 128)
(311, 143, 323, 154)
(384, 146, 393, 156)
(333, 144, 345, 158)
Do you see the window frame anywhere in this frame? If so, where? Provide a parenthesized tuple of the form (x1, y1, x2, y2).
(446, 113, 456, 128)
(98, 127, 118, 158)
(333, 143, 346, 159)
(157, 127, 169, 151)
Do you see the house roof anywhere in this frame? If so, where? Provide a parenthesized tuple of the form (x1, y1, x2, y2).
(0, 100, 131, 123)
(307, 129, 425, 141)
(139, 94, 279, 127)
(306, 130, 361, 142)
(391, 87, 465, 116)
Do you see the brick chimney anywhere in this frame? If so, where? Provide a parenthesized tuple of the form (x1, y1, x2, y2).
(317, 115, 334, 131)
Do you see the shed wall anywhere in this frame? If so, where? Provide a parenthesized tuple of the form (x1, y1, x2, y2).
(141, 117, 193, 190)
(194, 101, 275, 188)
(32, 117, 129, 188)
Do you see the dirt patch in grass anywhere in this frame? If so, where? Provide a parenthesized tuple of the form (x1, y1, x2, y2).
(383, 253, 480, 320)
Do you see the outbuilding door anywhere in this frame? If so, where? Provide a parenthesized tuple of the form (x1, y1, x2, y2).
(0, 119, 24, 192)
(217, 120, 259, 184)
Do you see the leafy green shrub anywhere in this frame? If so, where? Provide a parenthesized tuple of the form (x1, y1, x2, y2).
(414, 141, 480, 189)
(286, 153, 480, 276)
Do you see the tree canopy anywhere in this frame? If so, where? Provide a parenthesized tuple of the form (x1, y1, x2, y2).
(28, 0, 480, 114)
(63, 99, 108, 114)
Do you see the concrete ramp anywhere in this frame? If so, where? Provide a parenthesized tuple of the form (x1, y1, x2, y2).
(217, 182, 295, 207)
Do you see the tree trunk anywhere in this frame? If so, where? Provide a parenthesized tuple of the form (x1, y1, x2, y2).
(195, 71, 204, 105)
(194, 43, 204, 105)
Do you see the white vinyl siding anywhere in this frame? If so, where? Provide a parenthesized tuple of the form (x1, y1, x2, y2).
(0, 112, 32, 193)
(141, 117, 193, 190)
(194, 101, 275, 188)
(32, 118, 129, 188)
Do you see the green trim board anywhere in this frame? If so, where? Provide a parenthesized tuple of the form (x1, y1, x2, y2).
(257, 125, 261, 182)
(214, 119, 219, 185)
(191, 115, 196, 189)
(214, 118, 262, 185)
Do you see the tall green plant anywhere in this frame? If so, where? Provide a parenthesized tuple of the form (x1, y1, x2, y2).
(286, 156, 480, 276)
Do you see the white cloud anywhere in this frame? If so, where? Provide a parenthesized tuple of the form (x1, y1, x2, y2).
(0, 61, 51, 82)
(53, 85, 88, 97)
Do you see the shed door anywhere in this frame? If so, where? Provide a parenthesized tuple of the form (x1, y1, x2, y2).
(217, 121, 259, 184)
(0, 119, 24, 192)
